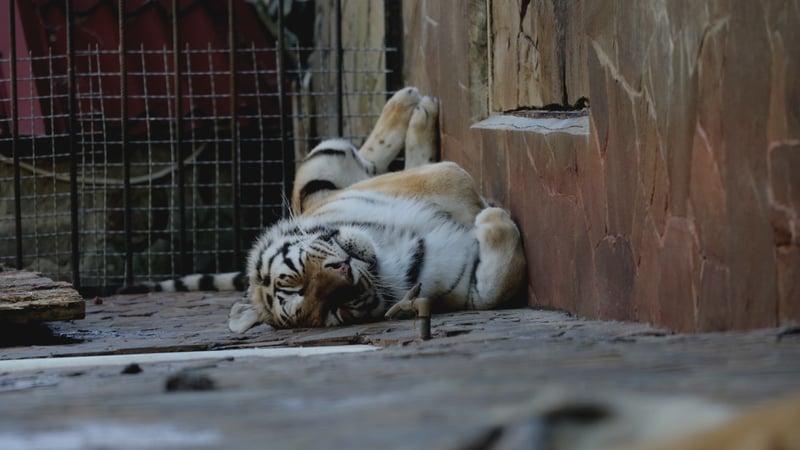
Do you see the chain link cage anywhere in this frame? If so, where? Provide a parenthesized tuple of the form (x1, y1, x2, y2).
(0, 0, 402, 295)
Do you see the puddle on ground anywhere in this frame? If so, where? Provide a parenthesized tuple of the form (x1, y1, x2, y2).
(0, 323, 83, 348)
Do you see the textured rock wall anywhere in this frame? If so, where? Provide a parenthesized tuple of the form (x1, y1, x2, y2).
(404, 0, 800, 331)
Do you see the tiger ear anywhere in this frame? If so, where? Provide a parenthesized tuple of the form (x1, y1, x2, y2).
(228, 300, 262, 333)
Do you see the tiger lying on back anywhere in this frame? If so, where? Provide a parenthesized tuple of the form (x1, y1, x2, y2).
(131, 87, 527, 332)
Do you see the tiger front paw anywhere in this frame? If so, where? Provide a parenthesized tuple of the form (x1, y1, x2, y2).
(358, 87, 422, 173)
(404, 95, 439, 168)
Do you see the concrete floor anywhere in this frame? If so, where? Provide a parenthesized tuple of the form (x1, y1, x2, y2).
(1, 291, 799, 449)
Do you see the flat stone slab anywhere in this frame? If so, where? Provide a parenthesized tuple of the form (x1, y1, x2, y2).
(0, 270, 84, 324)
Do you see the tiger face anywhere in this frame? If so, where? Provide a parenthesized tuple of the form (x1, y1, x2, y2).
(246, 225, 383, 328)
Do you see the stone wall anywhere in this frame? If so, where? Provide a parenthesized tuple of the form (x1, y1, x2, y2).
(402, 0, 799, 332)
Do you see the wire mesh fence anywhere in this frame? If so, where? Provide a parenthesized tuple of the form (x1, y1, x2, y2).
(0, 0, 400, 294)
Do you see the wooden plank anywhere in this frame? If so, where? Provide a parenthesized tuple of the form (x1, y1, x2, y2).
(491, 0, 569, 110)
(0, 270, 85, 324)
(310, 0, 386, 141)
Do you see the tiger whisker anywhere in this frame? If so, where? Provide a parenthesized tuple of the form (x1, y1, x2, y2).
(281, 192, 294, 219)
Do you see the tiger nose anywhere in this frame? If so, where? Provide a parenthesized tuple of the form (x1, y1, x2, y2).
(328, 261, 351, 282)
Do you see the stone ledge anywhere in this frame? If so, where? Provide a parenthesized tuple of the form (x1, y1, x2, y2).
(471, 114, 589, 136)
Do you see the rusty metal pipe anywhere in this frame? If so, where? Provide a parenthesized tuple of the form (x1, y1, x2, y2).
(385, 283, 432, 340)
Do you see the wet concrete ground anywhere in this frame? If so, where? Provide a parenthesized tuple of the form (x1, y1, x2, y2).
(1, 291, 799, 449)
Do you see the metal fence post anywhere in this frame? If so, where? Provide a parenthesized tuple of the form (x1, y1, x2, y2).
(66, 0, 81, 289)
(276, 0, 291, 219)
(9, 0, 23, 270)
(335, 0, 343, 136)
(119, 0, 134, 286)
(172, 0, 189, 275)
(228, 0, 242, 267)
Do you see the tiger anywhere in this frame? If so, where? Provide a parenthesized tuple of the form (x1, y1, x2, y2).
(226, 86, 527, 332)
(128, 87, 527, 332)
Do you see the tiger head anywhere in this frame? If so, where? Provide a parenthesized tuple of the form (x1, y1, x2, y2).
(245, 223, 384, 328)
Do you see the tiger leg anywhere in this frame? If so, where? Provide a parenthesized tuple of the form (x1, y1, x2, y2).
(292, 87, 425, 215)
(358, 87, 422, 173)
(469, 207, 527, 309)
(291, 139, 375, 215)
(404, 95, 439, 169)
